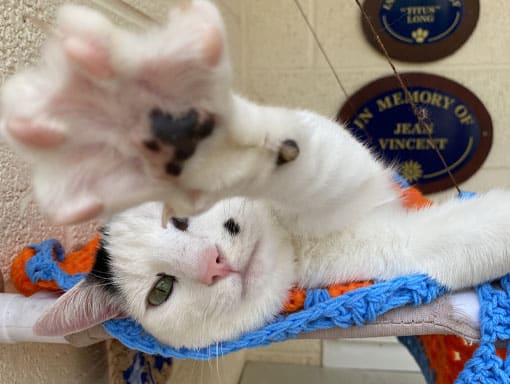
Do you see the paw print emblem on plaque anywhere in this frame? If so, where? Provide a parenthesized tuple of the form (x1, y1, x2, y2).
(337, 73, 493, 194)
(362, 0, 479, 62)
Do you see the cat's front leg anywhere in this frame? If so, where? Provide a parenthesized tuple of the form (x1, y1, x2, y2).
(226, 99, 402, 235)
(0, 1, 264, 223)
(1, 0, 398, 230)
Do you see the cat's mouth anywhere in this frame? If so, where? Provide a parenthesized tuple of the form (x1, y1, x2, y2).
(216, 240, 260, 294)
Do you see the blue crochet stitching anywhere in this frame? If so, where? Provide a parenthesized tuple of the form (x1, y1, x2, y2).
(20, 245, 452, 363)
(455, 276, 510, 384)
(25, 239, 87, 291)
(102, 274, 447, 359)
(400, 276, 510, 384)
(398, 336, 436, 384)
(22, 185, 510, 382)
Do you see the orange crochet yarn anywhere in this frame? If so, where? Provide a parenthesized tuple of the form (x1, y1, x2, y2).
(399, 186, 508, 383)
(418, 335, 506, 384)
(283, 282, 374, 313)
(9, 183, 497, 384)
(10, 235, 99, 296)
(400, 185, 433, 209)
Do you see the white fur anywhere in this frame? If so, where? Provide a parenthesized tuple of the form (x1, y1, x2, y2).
(100, 189, 510, 348)
(106, 200, 294, 347)
(4, 1, 510, 348)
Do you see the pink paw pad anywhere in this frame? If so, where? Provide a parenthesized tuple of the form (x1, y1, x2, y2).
(202, 26, 223, 67)
(6, 119, 66, 148)
(64, 37, 114, 79)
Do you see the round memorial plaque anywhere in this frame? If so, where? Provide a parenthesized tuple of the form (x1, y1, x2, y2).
(337, 73, 492, 194)
(362, 0, 480, 62)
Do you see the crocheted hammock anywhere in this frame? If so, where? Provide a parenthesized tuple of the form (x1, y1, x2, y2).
(9, 179, 510, 384)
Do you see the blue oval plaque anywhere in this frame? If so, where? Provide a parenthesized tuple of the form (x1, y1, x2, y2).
(362, 0, 479, 62)
(380, 0, 463, 45)
(337, 73, 492, 193)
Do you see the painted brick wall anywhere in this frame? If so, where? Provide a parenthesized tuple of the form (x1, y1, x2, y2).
(236, 0, 510, 199)
(1, 1, 509, 382)
(0, 1, 149, 383)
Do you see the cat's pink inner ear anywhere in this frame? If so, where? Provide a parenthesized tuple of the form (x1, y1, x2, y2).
(33, 282, 123, 337)
(64, 37, 114, 79)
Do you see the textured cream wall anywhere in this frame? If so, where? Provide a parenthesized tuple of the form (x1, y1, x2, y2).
(0, 1, 106, 383)
(1, 1, 509, 383)
(0, 1, 155, 384)
(237, 0, 510, 199)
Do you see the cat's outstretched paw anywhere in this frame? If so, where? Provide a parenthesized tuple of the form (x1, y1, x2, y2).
(1, 0, 233, 224)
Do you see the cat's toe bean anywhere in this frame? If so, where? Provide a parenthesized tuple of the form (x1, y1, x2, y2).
(175, 142, 196, 161)
(150, 109, 199, 145)
(6, 119, 66, 148)
(277, 139, 300, 165)
(63, 37, 114, 80)
(142, 139, 161, 152)
(201, 25, 224, 67)
(56, 4, 116, 79)
(148, 109, 218, 177)
(194, 115, 215, 139)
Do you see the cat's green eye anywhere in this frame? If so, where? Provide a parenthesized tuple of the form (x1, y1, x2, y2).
(147, 274, 175, 306)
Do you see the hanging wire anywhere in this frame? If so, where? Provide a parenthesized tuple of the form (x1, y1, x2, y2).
(354, 0, 461, 194)
(26, 0, 462, 194)
(293, 0, 350, 101)
(294, 0, 462, 195)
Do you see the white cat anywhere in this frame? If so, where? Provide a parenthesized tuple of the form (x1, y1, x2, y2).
(1, 1, 510, 348)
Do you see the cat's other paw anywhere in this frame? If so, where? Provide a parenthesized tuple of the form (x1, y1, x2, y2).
(1, 0, 232, 224)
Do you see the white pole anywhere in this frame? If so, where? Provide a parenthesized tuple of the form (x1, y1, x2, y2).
(0, 292, 68, 344)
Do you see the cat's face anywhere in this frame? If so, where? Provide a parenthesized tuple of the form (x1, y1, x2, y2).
(35, 198, 296, 348)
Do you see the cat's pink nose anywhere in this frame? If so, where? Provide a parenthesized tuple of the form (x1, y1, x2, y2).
(198, 247, 232, 285)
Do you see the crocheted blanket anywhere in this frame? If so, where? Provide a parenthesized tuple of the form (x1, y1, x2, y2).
(9, 179, 510, 383)
(12, 238, 510, 383)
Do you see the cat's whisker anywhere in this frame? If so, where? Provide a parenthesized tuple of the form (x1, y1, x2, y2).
(23, 0, 510, 358)
(161, 203, 173, 228)
(214, 342, 223, 382)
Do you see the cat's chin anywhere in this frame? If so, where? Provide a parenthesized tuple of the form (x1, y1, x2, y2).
(150, 292, 287, 349)
(141, 229, 295, 349)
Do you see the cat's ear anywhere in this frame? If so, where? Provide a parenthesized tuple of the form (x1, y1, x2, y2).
(33, 281, 124, 337)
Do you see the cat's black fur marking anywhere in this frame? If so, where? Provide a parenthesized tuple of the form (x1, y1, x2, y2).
(224, 218, 240, 236)
(175, 143, 196, 160)
(171, 217, 189, 231)
(87, 234, 118, 293)
(195, 115, 215, 139)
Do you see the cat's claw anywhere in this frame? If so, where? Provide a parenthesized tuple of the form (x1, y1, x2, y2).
(161, 203, 173, 229)
(1, 0, 232, 223)
(277, 139, 300, 166)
